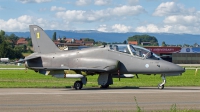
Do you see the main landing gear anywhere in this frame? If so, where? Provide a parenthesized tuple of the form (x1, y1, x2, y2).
(73, 73, 112, 90)
(158, 74, 166, 89)
(98, 73, 113, 89)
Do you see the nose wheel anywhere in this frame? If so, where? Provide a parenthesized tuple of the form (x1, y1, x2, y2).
(158, 74, 166, 90)
(158, 84, 164, 89)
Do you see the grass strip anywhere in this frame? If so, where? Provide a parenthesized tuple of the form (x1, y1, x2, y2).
(0, 69, 199, 88)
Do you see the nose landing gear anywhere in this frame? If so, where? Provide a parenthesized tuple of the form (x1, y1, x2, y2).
(158, 74, 166, 89)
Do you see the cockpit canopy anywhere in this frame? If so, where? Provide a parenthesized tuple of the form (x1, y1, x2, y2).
(110, 44, 161, 60)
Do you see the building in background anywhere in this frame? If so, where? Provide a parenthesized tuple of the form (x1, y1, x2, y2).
(128, 41, 138, 45)
(172, 47, 200, 64)
(145, 46, 200, 64)
(16, 38, 28, 45)
(145, 46, 181, 62)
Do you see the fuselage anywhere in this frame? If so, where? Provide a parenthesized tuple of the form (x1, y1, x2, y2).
(25, 45, 185, 75)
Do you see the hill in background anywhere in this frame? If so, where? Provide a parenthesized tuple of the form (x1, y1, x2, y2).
(6, 30, 200, 46)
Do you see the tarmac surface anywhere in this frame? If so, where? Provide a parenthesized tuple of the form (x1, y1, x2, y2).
(0, 87, 200, 112)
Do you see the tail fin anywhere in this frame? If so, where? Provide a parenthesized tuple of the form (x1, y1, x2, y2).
(29, 25, 61, 54)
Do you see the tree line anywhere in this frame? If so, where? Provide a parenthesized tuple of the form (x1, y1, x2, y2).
(0, 30, 33, 60)
(128, 34, 159, 46)
(2, 30, 198, 60)
(52, 32, 160, 46)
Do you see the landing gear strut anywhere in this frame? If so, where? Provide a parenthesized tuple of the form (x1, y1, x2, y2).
(158, 74, 166, 89)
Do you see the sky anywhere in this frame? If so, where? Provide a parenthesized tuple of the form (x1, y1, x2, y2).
(0, 0, 200, 34)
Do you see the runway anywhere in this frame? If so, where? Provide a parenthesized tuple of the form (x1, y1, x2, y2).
(0, 87, 200, 112)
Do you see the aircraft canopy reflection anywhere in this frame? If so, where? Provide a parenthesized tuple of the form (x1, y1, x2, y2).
(110, 44, 161, 59)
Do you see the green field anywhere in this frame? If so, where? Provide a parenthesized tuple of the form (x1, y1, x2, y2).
(0, 68, 199, 88)
(0, 64, 25, 68)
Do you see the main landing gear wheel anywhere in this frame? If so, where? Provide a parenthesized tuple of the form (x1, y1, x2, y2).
(100, 85, 109, 88)
(74, 81, 83, 90)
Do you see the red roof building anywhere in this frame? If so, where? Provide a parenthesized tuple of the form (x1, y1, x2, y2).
(84, 41, 94, 46)
(128, 41, 138, 45)
(75, 40, 83, 44)
(53, 40, 60, 45)
(16, 38, 28, 45)
(65, 38, 74, 43)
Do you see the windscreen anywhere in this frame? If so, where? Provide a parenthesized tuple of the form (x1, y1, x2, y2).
(130, 45, 161, 60)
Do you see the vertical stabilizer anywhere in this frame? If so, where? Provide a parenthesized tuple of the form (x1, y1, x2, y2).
(29, 25, 61, 54)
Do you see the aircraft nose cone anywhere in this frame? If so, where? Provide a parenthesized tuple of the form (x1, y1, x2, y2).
(169, 63, 185, 73)
(176, 65, 185, 73)
(160, 61, 185, 73)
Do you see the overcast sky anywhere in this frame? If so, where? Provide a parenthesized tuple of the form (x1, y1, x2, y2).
(0, 0, 200, 34)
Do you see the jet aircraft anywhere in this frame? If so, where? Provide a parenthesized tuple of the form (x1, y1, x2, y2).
(24, 25, 185, 90)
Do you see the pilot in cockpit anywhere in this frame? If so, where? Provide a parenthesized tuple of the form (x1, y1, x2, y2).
(124, 48, 130, 54)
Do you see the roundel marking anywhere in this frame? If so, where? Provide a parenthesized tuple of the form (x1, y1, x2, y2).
(145, 64, 149, 68)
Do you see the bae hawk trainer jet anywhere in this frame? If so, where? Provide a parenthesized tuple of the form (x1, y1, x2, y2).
(25, 25, 185, 90)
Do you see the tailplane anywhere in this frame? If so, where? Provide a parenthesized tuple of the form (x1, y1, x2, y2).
(29, 25, 61, 54)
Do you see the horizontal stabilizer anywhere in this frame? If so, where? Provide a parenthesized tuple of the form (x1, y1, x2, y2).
(24, 56, 41, 61)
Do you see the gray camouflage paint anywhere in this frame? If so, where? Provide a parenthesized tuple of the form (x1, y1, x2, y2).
(25, 25, 185, 76)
